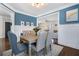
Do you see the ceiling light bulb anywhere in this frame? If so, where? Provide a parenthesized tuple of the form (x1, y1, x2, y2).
(32, 3, 44, 8)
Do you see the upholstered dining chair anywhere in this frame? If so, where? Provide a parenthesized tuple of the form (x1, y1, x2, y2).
(46, 30, 53, 55)
(31, 30, 47, 56)
(7, 31, 28, 56)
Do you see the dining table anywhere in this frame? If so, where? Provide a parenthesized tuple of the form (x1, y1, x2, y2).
(20, 31, 38, 56)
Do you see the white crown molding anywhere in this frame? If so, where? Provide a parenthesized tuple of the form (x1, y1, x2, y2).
(1, 3, 15, 12)
(14, 9, 37, 17)
(3, 3, 37, 17)
(3, 3, 77, 18)
(37, 3, 77, 17)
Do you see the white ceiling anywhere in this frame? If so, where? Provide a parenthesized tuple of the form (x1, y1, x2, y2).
(5, 3, 76, 17)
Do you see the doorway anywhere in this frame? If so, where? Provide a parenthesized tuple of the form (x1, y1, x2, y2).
(5, 22, 12, 39)
(0, 4, 12, 52)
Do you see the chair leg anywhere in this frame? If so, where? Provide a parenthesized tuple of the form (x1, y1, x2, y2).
(36, 52, 38, 56)
(50, 45, 51, 50)
(24, 50, 28, 56)
(36, 49, 45, 56)
(32, 49, 46, 56)
(43, 48, 46, 56)
(34, 51, 39, 56)
(11, 51, 13, 56)
(45, 45, 52, 56)
(11, 51, 16, 56)
(36, 52, 41, 56)
(50, 45, 52, 56)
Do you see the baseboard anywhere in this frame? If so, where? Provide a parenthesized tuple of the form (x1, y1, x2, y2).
(57, 43, 79, 51)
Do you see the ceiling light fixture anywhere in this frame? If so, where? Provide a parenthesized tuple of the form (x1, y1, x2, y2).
(32, 3, 44, 8)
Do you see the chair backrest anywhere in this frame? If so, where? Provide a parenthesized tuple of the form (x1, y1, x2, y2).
(7, 31, 18, 54)
(46, 30, 53, 46)
(36, 30, 47, 52)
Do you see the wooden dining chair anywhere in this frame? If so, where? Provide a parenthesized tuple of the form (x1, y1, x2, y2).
(7, 31, 28, 55)
(31, 30, 47, 56)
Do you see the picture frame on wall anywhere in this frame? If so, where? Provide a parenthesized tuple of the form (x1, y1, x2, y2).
(66, 8, 78, 22)
(31, 22, 34, 26)
(26, 22, 30, 26)
(21, 21, 24, 26)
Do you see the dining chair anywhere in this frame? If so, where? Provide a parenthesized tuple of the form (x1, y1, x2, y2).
(46, 30, 53, 55)
(7, 31, 28, 56)
(31, 30, 47, 56)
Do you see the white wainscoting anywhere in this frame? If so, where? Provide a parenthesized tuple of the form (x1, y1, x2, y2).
(58, 24, 79, 49)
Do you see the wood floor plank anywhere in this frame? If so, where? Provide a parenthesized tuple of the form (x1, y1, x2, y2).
(59, 46, 79, 56)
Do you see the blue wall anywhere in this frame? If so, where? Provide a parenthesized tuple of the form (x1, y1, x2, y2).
(15, 12, 37, 26)
(59, 4, 79, 24)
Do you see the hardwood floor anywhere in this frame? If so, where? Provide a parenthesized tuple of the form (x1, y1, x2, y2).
(4, 38, 10, 50)
(0, 38, 10, 51)
(59, 46, 79, 56)
(2, 38, 79, 56)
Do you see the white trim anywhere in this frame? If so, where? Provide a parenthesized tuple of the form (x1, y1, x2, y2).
(4, 3, 77, 17)
(4, 3, 37, 17)
(37, 4, 77, 17)
(0, 3, 14, 13)
(15, 10, 37, 17)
